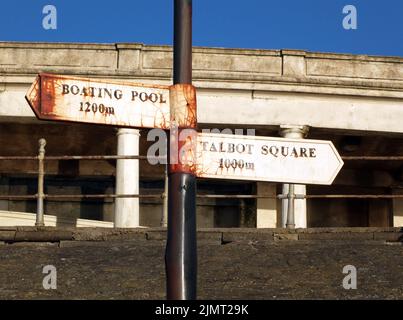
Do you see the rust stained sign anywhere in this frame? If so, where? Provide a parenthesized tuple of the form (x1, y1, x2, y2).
(26, 73, 193, 130)
(195, 132, 344, 185)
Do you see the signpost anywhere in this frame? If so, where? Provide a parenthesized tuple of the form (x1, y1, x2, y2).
(196, 132, 343, 185)
(25, 1, 344, 301)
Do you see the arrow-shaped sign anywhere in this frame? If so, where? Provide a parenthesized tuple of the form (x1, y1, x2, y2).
(195, 132, 344, 185)
(26, 74, 344, 185)
(26, 73, 172, 129)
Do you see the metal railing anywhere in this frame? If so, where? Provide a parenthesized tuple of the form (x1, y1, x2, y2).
(0, 138, 402, 227)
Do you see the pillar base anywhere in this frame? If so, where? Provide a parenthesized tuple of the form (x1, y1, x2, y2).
(279, 125, 309, 228)
(256, 182, 277, 228)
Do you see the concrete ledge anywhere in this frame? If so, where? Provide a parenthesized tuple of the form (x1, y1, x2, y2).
(0, 227, 17, 231)
(73, 228, 147, 241)
(7, 241, 59, 247)
(298, 232, 374, 241)
(14, 230, 73, 242)
(0, 227, 402, 244)
(296, 227, 403, 233)
(0, 211, 114, 228)
(59, 240, 138, 248)
(0, 231, 16, 241)
(0, 42, 402, 84)
(221, 229, 274, 243)
(145, 230, 166, 241)
(197, 230, 223, 244)
(145, 229, 223, 244)
(374, 232, 403, 242)
(274, 233, 299, 241)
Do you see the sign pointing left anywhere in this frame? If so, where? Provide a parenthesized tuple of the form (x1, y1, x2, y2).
(26, 73, 172, 129)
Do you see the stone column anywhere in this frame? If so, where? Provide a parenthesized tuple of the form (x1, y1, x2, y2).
(115, 128, 140, 228)
(279, 125, 309, 228)
(256, 182, 277, 228)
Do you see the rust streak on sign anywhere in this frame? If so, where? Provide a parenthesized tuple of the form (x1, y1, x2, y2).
(169, 84, 197, 128)
(169, 84, 198, 174)
(26, 75, 41, 118)
(26, 73, 198, 130)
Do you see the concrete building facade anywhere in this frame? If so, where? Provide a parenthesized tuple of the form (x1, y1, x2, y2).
(0, 42, 402, 228)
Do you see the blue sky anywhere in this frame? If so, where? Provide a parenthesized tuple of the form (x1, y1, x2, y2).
(0, 0, 402, 56)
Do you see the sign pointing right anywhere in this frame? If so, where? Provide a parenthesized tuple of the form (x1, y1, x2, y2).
(196, 132, 344, 185)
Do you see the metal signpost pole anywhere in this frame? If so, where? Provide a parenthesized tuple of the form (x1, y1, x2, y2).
(165, 0, 197, 300)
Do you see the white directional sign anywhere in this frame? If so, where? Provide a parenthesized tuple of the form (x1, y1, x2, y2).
(196, 133, 343, 185)
(26, 73, 171, 129)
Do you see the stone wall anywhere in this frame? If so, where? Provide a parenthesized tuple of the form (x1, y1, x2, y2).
(0, 227, 402, 299)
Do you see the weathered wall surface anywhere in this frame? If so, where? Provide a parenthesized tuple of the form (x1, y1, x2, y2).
(0, 42, 402, 133)
(0, 227, 402, 299)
